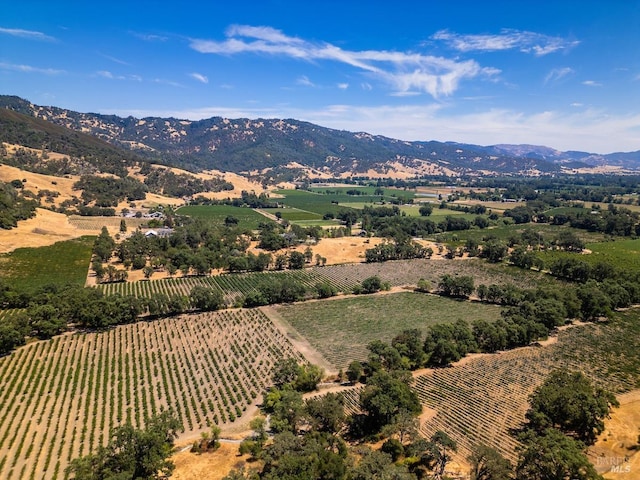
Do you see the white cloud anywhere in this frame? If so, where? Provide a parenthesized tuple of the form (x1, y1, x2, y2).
(296, 75, 315, 87)
(96, 71, 142, 81)
(432, 29, 579, 56)
(0, 27, 56, 42)
(544, 67, 574, 84)
(337, 83, 349, 90)
(189, 25, 499, 98)
(0, 62, 64, 75)
(131, 31, 168, 42)
(100, 53, 130, 66)
(570, 102, 584, 107)
(582, 80, 602, 87)
(97, 70, 116, 79)
(153, 78, 184, 88)
(189, 72, 209, 84)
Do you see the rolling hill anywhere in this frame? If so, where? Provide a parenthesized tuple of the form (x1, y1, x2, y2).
(2, 95, 640, 178)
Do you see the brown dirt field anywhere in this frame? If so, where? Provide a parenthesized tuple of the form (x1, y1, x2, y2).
(248, 237, 443, 266)
(0, 208, 82, 253)
(591, 390, 640, 479)
(171, 442, 253, 480)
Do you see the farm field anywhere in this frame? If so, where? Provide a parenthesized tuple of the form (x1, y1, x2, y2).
(434, 222, 607, 246)
(0, 236, 94, 292)
(535, 238, 640, 275)
(68, 215, 149, 232)
(175, 205, 274, 229)
(98, 269, 325, 307)
(96, 258, 554, 308)
(271, 292, 503, 369)
(0, 309, 303, 480)
(275, 188, 413, 216)
(333, 307, 640, 468)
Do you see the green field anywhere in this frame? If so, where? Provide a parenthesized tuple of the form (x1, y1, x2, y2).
(309, 186, 415, 200)
(274, 292, 502, 369)
(176, 205, 274, 229)
(535, 238, 640, 274)
(276, 189, 414, 216)
(0, 236, 94, 292)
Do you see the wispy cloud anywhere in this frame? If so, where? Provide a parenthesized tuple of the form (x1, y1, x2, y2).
(131, 31, 168, 42)
(189, 24, 499, 98)
(100, 53, 130, 66)
(582, 80, 602, 87)
(189, 72, 208, 84)
(544, 67, 574, 84)
(0, 62, 64, 75)
(96, 70, 142, 81)
(0, 27, 56, 42)
(153, 78, 184, 88)
(296, 75, 315, 87)
(432, 29, 579, 56)
(337, 83, 349, 90)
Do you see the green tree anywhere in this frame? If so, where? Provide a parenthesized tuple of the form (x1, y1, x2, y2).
(468, 444, 513, 480)
(67, 411, 181, 480)
(419, 204, 433, 216)
(346, 360, 363, 384)
(288, 251, 306, 269)
(361, 275, 383, 294)
(525, 369, 618, 444)
(516, 429, 602, 480)
(305, 393, 346, 433)
(189, 286, 224, 311)
(422, 430, 457, 480)
(360, 370, 421, 431)
(142, 265, 154, 279)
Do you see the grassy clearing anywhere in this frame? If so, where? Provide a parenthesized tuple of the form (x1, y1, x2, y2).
(0, 236, 94, 292)
(175, 205, 273, 229)
(273, 292, 502, 369)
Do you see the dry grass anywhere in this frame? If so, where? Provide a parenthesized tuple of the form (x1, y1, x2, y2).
(590, 390, 640, 478)
(0, 164, 79, 207)
(0, 208, 82, 253)
(171, 443, 253, 480)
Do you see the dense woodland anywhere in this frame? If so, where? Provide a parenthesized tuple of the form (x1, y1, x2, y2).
(0, 180, 37, 229)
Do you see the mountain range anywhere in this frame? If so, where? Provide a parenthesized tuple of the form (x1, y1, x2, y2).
(2, 95, 640, 178)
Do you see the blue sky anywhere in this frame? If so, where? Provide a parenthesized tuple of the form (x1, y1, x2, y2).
(2, 0, 640, 153)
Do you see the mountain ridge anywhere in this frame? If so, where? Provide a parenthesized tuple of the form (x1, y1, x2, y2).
(2, 95, 640, 176)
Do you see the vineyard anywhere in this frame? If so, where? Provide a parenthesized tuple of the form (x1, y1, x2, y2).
(0, 309, 303, 480)
(96, 258, 553, 308)
(68, 216, 149, 231)
(97, 269, 325, 306)
(308, 309, 640, 467)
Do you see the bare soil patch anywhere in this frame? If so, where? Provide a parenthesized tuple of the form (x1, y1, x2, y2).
(171, 443, 251, 480)
(590, 390, 640, 479)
